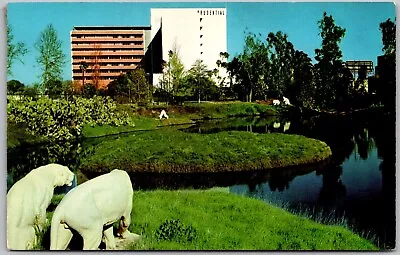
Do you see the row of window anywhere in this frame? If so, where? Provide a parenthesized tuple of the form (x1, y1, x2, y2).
(74, 76, 119, 81)
(73, 69, 135, 74)
(73, 56, 142, 60)
(73, 35, 142, 39)
(72, 48, 143, 52)
(74, 63, 136, 67)
(197, 9, 225, 16)
(72, 42, 143, 46)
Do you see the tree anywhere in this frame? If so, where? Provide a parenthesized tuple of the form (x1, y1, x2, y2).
(35, 24, 66, 92)
(266, 31, 295, 98)
(233, 33, 269, 102)
(379, 18, 396, 57)
(7, 24, 28, 76)
(186, 60, 216, 103)
(91, 43, 103, 90)
(160, 50, 186, 101)
(7, 80, 25, 95)
(314, 12, 347, 109)
(79, 61, 89, 88)
(286, 50, 315, 108)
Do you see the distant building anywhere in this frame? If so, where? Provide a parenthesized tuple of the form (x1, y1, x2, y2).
(70, 26, 150, 89)
(149, 8, 227, 86)
(70, 8, 228, 88)
(345, 60, 374, 93)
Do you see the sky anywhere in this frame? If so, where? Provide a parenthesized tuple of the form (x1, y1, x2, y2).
(6, 1, 396, 85)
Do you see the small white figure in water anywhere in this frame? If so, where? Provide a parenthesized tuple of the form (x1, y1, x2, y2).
(283, 121, 291, 132)
(159, 109, 169, 120)
(273, 122, 281, 129)
(283, 96, 291, 105)
(273, 99, 280, 106)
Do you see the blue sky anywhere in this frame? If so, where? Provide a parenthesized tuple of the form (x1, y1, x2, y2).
(7, 1, 396, 85)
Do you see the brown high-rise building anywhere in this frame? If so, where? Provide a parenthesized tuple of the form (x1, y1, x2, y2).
(70, 26, 151, 89)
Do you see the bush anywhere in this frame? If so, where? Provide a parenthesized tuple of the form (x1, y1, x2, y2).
(155, 219, 198, 243)
(8, 96, 134, 141)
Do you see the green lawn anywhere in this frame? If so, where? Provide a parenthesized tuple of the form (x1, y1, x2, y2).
(80, 129, 332, 174)
(126, 190, 376, 250)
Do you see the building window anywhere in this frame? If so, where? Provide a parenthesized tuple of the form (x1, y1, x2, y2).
(200, 43, 203, 47)
(200, 18, 203, 22)
(200, 52, 203, 55)
(200, 35, 203, 38)
(200, 26, 203, 30)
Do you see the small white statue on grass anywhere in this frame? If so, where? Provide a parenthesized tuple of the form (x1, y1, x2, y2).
(273, 99, 280, 106)
(7, 164, 75, 250)
(283, 96, 291, 105)
(50, 169, 140, 250)
(159, 109, 169, 120)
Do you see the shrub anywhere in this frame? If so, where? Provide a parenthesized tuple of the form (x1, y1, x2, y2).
(155, 219, 198, 243)
(8, 96, 134, 141)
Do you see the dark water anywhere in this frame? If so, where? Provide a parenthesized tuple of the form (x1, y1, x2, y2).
(7, 110, 395, 249)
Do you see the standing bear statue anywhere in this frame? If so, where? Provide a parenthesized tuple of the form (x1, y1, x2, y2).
(7, 163, 75, 250)
(50, 169, 139, 250)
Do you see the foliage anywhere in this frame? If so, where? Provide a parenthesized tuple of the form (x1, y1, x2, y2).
(234, 33, 269, 102)
(159, 50, 186, 98)
(7, 79, 25, 94)
(35, 24, 66, 92)
(379, 18, 396, 57)
(314, 12, 348, 110)
(7, 96, 134, 141)
(79, 129, 332, 174)
(107, 68, 152, 104)
(286, 50, 315, 108)
(186, 60, 217, 103)
(7, 24, 28, 76)
(126, 190, 377, 250)
(155, 219, 198, 243)
(266, 31, 295, 99)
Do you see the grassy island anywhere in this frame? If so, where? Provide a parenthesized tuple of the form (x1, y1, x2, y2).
(80, 130, 332, 174)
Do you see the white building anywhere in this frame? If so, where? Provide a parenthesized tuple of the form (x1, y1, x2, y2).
(149, 8, 227, 86)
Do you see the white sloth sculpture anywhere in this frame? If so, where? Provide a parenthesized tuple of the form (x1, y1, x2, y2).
(50, 169, 137, 250)
(7, 163, 75, 250)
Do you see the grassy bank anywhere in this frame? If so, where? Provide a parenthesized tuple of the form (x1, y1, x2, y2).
(127, 190, 377, 250)
(36, 190, 376, 250)
(118, 101, 281, 120)
(80, 130, 332, 174)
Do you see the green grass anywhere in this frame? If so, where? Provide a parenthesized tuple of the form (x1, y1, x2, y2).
(36, 190, 377, 251)
(80, 129, 332, 173)
(81, 116, 195, 138)
(7, 122, 48, 149)
(127, 190, 376, 250)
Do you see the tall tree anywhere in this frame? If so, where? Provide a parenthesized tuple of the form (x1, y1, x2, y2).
(79, 61, 89, 88)
(287, 50, 315, 108)
(236, 33, 269, 102)
(379, 18, 396, 57)
(35, 24, 66, 92)
(186, 59, 216, 103)
(314, 12, 346, 109)
(160, 50, 185, 97)
(7, 24, 28, 76)
(91, 43, 103, 90)
(266, 31, 295, 98)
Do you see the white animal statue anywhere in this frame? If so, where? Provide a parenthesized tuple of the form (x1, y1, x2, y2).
(273, 122, 281, 129)
(272, 99, 280, 106)
(283, 96, 291, 105)
(7, 163, 75, 250)
(159, 109, 169, 119)
(283, 121, 291, 132)
(50, 169, 138, 250)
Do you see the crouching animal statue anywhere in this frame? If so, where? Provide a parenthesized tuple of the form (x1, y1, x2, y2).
(7, 163, 75, 250)
(50, 169, 137, 250)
